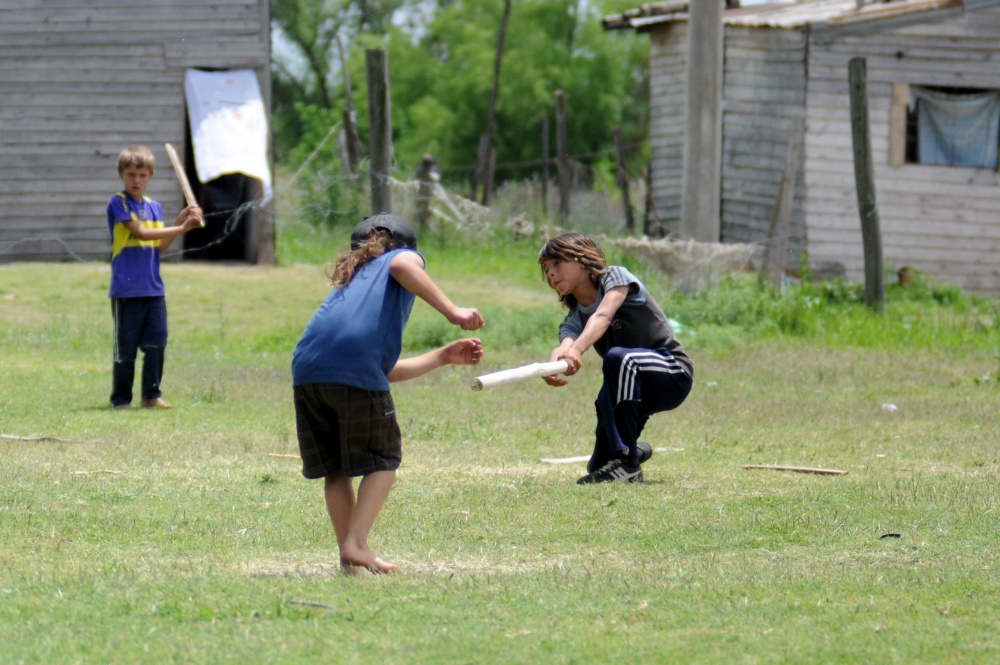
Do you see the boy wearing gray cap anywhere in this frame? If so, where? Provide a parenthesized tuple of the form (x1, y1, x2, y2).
(292, 213, 485, 574)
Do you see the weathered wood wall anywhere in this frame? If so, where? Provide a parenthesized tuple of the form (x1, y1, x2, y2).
(645, 3, 1000, 294)
(721, 26, 807, 266)
(647, 22, 688, 235)
(804, 5, 1000, 293)
(0, 0, 270, 263)
(648, 23, 808, 268)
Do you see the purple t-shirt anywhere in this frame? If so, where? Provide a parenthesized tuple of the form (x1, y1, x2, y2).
(107, 192, 166, 298)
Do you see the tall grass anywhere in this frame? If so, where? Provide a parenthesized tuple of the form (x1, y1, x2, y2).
(1, 220, 998, 664)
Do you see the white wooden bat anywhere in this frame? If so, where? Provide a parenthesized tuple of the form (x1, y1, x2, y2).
(471, 361, 569, 391)
(164, 143, 205, 227)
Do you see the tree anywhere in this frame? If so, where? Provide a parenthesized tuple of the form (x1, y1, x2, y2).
(270, 0, 408, 162)
(270, 0, 650, 221)
(373, 0, 649, 185)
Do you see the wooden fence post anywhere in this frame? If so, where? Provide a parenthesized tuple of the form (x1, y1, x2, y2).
(472, 134, 490, 202)
(613, 127, 635, 235)
(540, 115, 550, 217)
(415, 154, 435, 233)
(555, 90, 570, 224)
(848, 56, 885, 312)
(484, 145, 497, 206)
(367, 48, 392, 214)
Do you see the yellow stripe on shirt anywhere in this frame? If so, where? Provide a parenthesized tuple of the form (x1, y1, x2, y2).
(111, 221, 164, 258)
(111, 195, 164, 259)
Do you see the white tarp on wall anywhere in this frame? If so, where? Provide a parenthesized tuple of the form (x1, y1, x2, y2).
(184, 68, 272, 203)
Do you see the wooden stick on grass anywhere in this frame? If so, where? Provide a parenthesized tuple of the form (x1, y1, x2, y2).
(289, 600, 335, 610)
(2, 434, 79, 443)
(742, 464, 848, 476)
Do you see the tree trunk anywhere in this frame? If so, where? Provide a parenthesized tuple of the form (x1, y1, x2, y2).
(338, 34, 363, 174)
(474, 0, 512, 204)
(613, 127, 635, 235)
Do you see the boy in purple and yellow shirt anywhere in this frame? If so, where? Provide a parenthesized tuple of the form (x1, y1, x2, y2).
(106, 145, 202, 409)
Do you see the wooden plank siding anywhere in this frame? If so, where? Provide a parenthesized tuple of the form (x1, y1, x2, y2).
(803, 4, 1000, 293)
(647, 23, 809, 268)
(647, 23, 688, 233)
(720, 26, 807, 270)
(0, 0, 270, 262)
(636, 1, 1000, 293)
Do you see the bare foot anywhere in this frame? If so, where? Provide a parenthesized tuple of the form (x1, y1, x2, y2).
(339, 552, 398, 575)
(140, 397, 173, 409)
(340, 560, 374, 577)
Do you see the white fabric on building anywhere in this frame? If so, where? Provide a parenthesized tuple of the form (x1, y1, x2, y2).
(185, 68, 272, 203)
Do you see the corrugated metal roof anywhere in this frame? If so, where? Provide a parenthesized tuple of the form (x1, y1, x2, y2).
(604, 0, 985, 31)
(728, 0, 962, 29)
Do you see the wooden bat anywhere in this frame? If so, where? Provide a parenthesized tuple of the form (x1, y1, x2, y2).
(472, 360, 568, 391)
(164, 143, 205, 226)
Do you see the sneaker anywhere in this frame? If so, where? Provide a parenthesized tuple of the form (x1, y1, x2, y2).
(636, 441, 653, 465)
(577, 458, 643, 485)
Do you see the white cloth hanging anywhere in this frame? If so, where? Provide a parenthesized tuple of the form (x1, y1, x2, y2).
(184, 68, 273, 203)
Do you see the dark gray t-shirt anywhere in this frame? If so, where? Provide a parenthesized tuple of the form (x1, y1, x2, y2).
(558, 266, 692, 376)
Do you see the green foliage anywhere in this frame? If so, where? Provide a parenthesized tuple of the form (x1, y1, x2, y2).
(645, 269, 998, 354)
(377, 0, 649, 181)
(272, 211, 1000, 358)
(272, 0, 650, 197)
(277, 103, 371, 228)
(270, 0, 413, 161)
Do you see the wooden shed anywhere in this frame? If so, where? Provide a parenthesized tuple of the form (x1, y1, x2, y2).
(605, 0, 1000, 294)
(0, 0, 274, 264)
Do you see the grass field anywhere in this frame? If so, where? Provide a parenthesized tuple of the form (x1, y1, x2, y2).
(1, 240, 998, 664)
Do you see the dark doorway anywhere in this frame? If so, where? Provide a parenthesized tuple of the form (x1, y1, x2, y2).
(182, 173, 260, 261)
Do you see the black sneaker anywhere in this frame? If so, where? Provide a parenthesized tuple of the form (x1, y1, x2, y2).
(577, 459, 643, 485)
(636, 441, 653, 465)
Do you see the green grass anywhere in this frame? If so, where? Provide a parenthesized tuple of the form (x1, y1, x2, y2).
(1, 241, 998, 664)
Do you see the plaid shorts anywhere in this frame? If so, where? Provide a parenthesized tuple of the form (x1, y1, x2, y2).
(293, 383, 402, 479)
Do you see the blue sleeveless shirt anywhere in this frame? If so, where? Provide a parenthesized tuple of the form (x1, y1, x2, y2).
(291, 248, 419, 391)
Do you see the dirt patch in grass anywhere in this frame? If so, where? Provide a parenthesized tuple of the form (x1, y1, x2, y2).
(239, 556, 575, 578)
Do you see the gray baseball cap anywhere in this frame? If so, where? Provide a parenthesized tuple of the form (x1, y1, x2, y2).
(350, 212, 418, 250)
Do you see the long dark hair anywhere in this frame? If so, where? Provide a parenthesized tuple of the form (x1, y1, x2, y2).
(537, 232, 608, 309)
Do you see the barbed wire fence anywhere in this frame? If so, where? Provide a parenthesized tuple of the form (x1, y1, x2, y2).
(1, 134, 760, 290)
